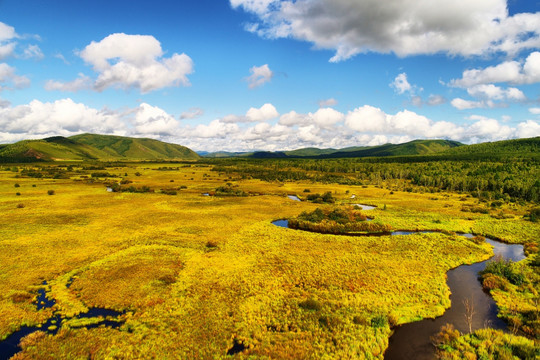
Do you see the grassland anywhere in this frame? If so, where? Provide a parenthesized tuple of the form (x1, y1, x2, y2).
(0, 161, 538, 359)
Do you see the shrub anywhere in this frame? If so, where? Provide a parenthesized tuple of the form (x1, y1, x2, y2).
(47, 190, 55, 195)
(16, 192, 20, 196)
(299, 298, 322, 311)
(481, 257, 524, 286)
(370, 314, 387, 328)
(14, 183, 20, 188)
(206, 240, 219, 249)
(527, 207, 540, 222)
(431, 323, 460, 348)
(482, 274, 509, 291)
(16, 203, 24, 208)
(303, 188, 311, 193)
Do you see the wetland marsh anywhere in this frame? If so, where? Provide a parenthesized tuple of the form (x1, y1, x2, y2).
(0, 159, 538, 359)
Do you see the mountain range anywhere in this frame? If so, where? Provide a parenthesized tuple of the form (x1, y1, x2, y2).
(0, 134, 538, 162)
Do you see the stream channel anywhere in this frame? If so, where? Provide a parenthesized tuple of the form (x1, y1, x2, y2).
(0, 281, 124, 360)
(272, 219, 525, 360)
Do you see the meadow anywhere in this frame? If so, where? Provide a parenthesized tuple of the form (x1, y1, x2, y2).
(0, 161, 538, 359)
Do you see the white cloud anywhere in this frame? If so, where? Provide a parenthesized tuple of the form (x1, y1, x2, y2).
(467, 84, 526, 101)
(391, 73, 412, 94)
(451, 98, 488, 110)
(0, 63, 30, 90)
(318, 98, 338, 107)
(231, 0, 540, 61)
(278, 110, 309, 126)
(134, 103, 180, 136)
(0, 22, 16, 42)
(180, 107, 204, 120)
(221, 103, 279, 123)
(312, 107, 344, 128)
(246, 103, 279, 121)
(451, 52, 540, 87)
(22, 44, 43, 60)
(0, 22, 17, 60)
(345, 105, 462, 138)
(529, 107, 540, 115)
(191, 119, 240, 139)
(245, 64, 273, 89)
(44, 73, 92, 92)
(0, 98, 128, 142)
(56, 33, 195, 93)
(516, 120, 540, 138)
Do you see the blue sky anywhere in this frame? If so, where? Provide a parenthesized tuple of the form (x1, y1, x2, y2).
(0, 0, 539, 151)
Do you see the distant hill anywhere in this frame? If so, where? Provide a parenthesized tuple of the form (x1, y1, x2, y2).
(0, 134, 200, 162)
(244, 139, 462, 159)
(438, 137, 540, 157)
(318, 139, 463, 158)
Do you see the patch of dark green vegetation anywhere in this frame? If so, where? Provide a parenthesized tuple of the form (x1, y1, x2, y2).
(288, 207, 392, 235)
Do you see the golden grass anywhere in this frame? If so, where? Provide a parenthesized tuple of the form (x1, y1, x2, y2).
(0, 163, 537, 359)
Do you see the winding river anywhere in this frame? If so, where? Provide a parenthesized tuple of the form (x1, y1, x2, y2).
(0, 282, 124, 360)
(272, 219, 525, 360)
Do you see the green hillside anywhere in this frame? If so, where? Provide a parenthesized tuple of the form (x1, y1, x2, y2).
(0, 134, 199, 162)
(438, 137, 540, 158)
(243, 139, 463, 159)
(70, 134, 199, 160)
(320, 139, 463, 158)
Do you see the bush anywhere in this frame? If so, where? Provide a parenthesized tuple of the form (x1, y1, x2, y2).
(14, 183, 20, 188)
(482, 274, 509, 291)
(370, 314, 387, 328)
(299, 298, 322, 311)
(527, 207, 540, 222)
(431, 323, 460, 348)
(481, 257, 524, 286)
(306, 191, 335, 204)
(16, 203, 24, 208)
(47, 190, 55, 195)
(16, 192, 20, 196)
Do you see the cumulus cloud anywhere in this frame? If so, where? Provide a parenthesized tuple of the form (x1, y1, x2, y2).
(191, 119, 240, 139)
(391, 73, 412, 94)
(245, 64, 273, 88)
(450, 98, 491, 110)
(134, 103, 180, 136)
(221, 103, 279, 123)
(318, 98, 338, 107)
(451, 52, 540, 87)
(45, 73, 92, 92)
(277, 107, 343, 129)
(1, 97, 538, 152)
(278, 110, 309, 126)
(467, 84, 526, 101)
(180, 107, 204, 120)
(46, 33, 194, 93)
(0, 63, 30, 90)
(0, 98, 128, 142)
(231, 0, 540, 61)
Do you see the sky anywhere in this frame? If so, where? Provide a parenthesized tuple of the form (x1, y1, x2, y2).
(0, 0, 540, 152)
